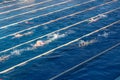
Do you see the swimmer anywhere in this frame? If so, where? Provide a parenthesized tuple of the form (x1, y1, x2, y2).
(14, 33, 23, 38)
(88, 15, 105, 23)
(79, 39, 97, 47)
(88, 17, 99, 23)
(13, 31, 33, 38)
(88, 14, 107, 23)
(34, 40, 45, 47)
(32, 34, 61, 46)
(79, 40, 86, 47)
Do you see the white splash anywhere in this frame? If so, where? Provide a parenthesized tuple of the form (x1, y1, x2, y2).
(46, 33, 66, 43)
(33, 33, 66, 48)
(98, 32, 109, 38)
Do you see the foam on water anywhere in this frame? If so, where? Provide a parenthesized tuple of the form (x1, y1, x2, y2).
(98, 31, 110, 38)
(3, 33, 66, 60)
(0, 55, 10, 62)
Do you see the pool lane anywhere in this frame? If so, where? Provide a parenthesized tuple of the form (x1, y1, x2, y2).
(0, 0, 46, 11)
(0, 0, 119, 52)
(0, 0, 120, 79)
(0, 0, 16, 7)
(0, 0, 94, 22)
(1, 18, 120, 80)
(57, 42, 120, 80)
(0, 0, 69, 21)
(0, 0, 90, 28)
(0, 8, 119, 75)
(0, 0, 103, 38)
(50, 42, 120, 80)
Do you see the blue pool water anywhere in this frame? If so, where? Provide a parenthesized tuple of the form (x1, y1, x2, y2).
(0, 0, 120, 80)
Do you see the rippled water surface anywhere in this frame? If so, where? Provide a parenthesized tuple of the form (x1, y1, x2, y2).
(0, 0, 120, 80)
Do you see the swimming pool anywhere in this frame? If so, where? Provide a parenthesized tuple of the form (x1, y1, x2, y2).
(0, 0, 120, 80)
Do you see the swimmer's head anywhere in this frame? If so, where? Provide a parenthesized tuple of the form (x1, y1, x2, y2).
(14, 34, 23, 38)
(34, 40, 45, 47)
(36, 40, 43, 44)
